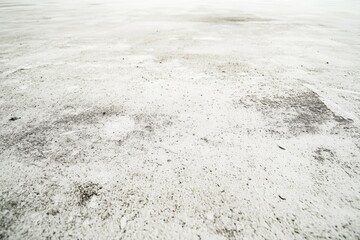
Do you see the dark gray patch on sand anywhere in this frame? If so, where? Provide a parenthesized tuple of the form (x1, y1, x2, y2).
(0, 106, 122, 163)
(234, 91, 352, 135)
(74, 182, 102, 206)
(0, 181, 60, 237)
(314, 148, 336, 163)
(197, 15, 270, 24)
(0, 180, 149, 239)
(312, 147, 359, 181)
(216, 228, 242, 239)
(55, 106, 123, 126)
(0, 199, 20, 235)
(132, 113, 174, 129)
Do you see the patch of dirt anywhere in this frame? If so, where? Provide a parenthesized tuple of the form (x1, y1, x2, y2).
(197, 16, 271, 24)
(216, 228, 242, 239)
(0, 181, 60, 237)
(132, 113, 174, 130)
(0, 179, 150, 239)
(74, 182, 102, 206)
(0, 108, 177, 164)
(0, 106, 123, 163)
(311, 147, 359, 186)
(314, 148, 336, 163)
(234, 90, 353, 135)
(0, 199, 20, 233)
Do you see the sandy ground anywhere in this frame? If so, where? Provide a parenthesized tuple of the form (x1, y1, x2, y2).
(1, 0, 360, 239)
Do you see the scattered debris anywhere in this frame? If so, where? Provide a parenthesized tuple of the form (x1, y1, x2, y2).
(9, 117, 20, 121)
(278, 195, 286, 200)
(278, 145, 286, 150)
(144, 125, 153, 132)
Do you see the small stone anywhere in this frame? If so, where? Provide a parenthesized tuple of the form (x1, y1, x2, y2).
(9, 117, 20, 121)
(120, 217, 127, 229)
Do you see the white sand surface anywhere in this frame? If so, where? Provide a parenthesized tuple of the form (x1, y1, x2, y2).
(1, 0, 360, 239)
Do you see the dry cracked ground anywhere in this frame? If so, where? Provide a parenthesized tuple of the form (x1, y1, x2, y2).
(1, 0, 360, 239)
